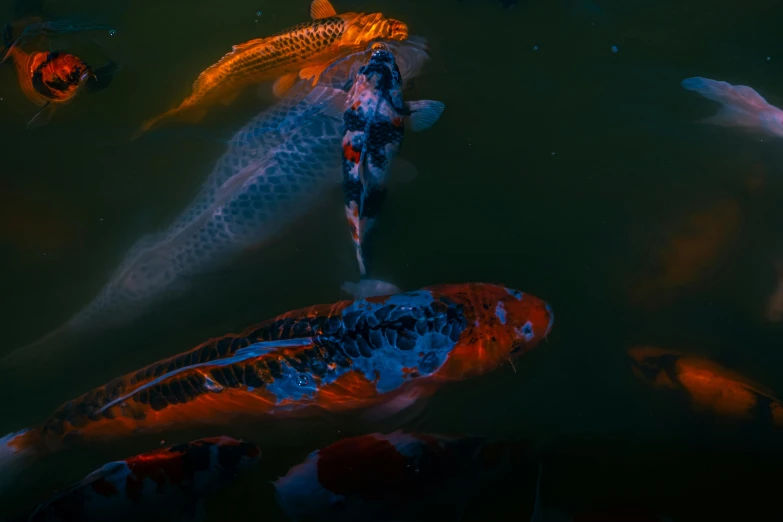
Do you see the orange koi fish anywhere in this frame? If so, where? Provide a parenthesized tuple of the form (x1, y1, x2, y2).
(1, 19, 116, 128)
(136, 0, 408, 136)
(629, 346, 783, 425)
(0, 283, 553, 494)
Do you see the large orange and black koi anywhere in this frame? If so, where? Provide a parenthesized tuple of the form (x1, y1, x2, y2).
(12, 436, 260, 521)
(0, 283, 553, 492)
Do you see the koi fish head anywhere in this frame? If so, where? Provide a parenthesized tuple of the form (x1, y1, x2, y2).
(354, 42, 402, 95)
(344, 13, 408, 47)
(31, 51, 93, 102)
(426, 283, 554, 379)
(628, 346, 682, 390)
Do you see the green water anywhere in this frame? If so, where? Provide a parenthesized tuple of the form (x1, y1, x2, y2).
(1, 0, 783, 520)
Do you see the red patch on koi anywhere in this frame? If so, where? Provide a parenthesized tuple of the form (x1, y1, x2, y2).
(124, 448, 190, 502)
(391, 116, 403, 127)
(317, 435, 408, 498)
(342, 142, 361, 164)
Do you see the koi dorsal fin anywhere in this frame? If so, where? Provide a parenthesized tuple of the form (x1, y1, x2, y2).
(310, 0, 337, 19)
(192, 38, 267, 91)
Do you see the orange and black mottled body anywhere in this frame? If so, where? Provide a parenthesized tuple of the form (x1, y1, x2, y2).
(0, 283, 553, 492)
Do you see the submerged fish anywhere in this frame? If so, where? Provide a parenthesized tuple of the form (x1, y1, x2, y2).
(0, 283, 553, 493)
(12, 436, 260, 522)
(681, 77, 783, 139)
(4, 36, 431, 364)
(1, 18, 116, 128)
(340, 42, 443, 281)
(629, 346, 783, 425)
(136, 0, 409, 136)
(274, 430, 532, 522)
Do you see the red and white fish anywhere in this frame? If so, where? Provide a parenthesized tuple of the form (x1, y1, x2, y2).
(0, 283, 553, 493)
(340, 42, 444, 289)
(11, 436, 260, 522)
(274, 430, 532, 521)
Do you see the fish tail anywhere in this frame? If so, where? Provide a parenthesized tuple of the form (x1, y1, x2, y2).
(132, 106, 206, 140)
(355, 243, 366, 275)
(0, 428, 44, 494)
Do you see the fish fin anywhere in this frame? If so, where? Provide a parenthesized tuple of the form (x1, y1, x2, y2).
(26, 102, 54, 130)
(404, 100, 445, 132)
(0, 429, 43, 494)
(85, 60, 118, 93)
(389, 157, 418, 184)
(96, 338, 317, 415)
(318, 90, 349, 118)
(133, 107, 207, 140)
(230, 38, 266, 54)
(272, 72, 299, 97)
(298, 61, 331, 86)
(310, 0, 337, 19)
(341, 279, 401, 299)
(362, 386, 427, 422)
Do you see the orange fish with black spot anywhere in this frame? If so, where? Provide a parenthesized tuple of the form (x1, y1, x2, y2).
(629, 346, 783, 425)
(0, 283, 553, 495)
(135, 0, 409, 137)
(1, 19, 117, 129)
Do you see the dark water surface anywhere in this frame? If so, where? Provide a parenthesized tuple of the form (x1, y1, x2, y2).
(2, 0, 783, 520)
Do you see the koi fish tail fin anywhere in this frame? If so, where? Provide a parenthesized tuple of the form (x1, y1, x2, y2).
(355, 244, 367, 275)
(86, 60, 119, 93)
(132, 106, 206, 141)
(681, 77, 775, 132)
(0, 428, 44, 494)
(341, 279, 401, 299)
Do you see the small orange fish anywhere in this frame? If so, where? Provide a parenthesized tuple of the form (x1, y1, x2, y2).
(136, 0, 408, 136)
(1, 19, 116, 128)
(629, 346, 783, 425)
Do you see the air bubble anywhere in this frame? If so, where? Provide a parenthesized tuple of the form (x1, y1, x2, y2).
(611, 45, 618, 53)
(109, 29, 116, 36)
(296, 373, 310, 386)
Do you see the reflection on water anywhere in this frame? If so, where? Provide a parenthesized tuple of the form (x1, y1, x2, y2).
(1, 0, 783, 520)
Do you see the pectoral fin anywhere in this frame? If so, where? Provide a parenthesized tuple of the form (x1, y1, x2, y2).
(298, 62, 331, 87)
(388, 157, 418, 184)
(361, 386, 428, 422)
(26, 102, 54, 130)
(310, 0, 337, 19)
(404, 100, 445, 132)
(272, 72, 299, 97)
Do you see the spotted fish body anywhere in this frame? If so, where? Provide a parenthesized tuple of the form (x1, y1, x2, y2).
(341, 44, 405, 276)
(6, 37, 432, 360)
(274, 430, 531, 522)
(0, 283, 553, 491)
(341, 43, 444, 277)
(137, 0, 409, 134)
(15, 436, 260, 522)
